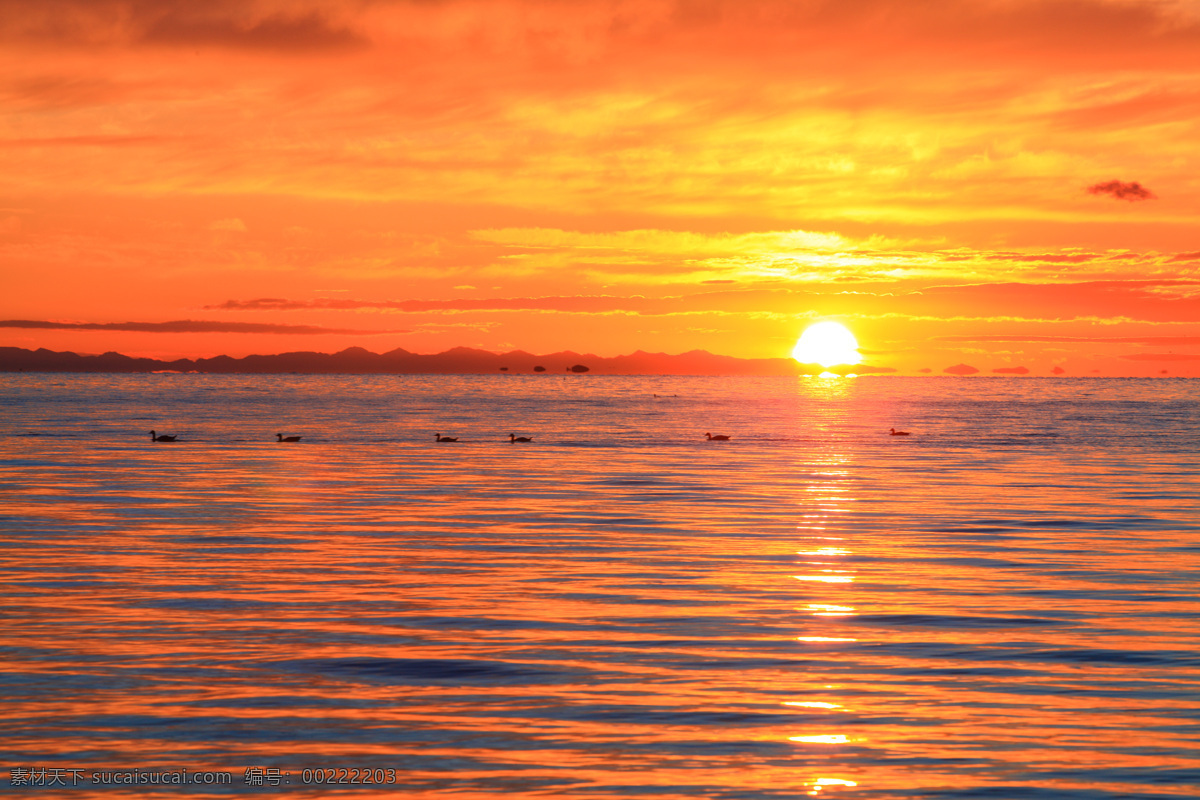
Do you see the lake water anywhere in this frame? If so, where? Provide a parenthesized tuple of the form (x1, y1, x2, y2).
(1, 374, 1198, 798)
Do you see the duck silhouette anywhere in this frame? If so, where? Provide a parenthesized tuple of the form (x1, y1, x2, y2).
(705, 432, 730, 441)
(435, 433, 458, 442)
(276, 433, 302, 442)
(150, 430, 177, 442)
(509, 433, 533, 442)
(889, 428, 910, 436)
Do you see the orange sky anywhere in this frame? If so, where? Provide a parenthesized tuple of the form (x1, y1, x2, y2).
(2, 0, 1198, 375)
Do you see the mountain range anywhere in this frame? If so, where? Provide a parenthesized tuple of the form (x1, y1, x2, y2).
(0, 346, 895, 376)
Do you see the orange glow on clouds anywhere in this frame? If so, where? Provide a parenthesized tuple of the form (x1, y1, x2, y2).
(2, 0, 1198, 374)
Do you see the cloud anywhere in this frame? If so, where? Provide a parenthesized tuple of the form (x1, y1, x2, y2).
(992, 366, 1029, 375)
(208, 295, 658, 314)
(1119, 353, 1200, 361)
(210, 218, 247, 232)
(1087, 180, 1157, 201)
(0, 135, 186, 148)
(983, 253, 1105, 264)
(207, 277, 1200, 325)
(943, 363, 979, 375)
(141, 11, 366, 52)
(0, 1, 366, 52)
(4, 0, 1198, 233)
(913, 281, 1200, 324)
(936, 335, 1200, 345)
(0, 319, 402, 335)
(208, 291, 819, 317)
(472, 228, 856, 253)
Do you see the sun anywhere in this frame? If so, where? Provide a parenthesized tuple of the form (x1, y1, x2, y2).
(791, 321, 862, 368)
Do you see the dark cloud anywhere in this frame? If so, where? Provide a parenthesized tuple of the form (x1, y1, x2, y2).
(0, 319, 402, 335)
(992, 366, 1029, 375)
(1087, 180, 1157, 201)
(141, 12, 367, 52)
(0, 1, 366, 52)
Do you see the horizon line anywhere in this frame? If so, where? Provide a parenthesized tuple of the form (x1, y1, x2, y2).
(0, 344, 1163, 377)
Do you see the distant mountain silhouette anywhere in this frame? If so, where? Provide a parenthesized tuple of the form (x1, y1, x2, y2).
(0, 346, 897, 376)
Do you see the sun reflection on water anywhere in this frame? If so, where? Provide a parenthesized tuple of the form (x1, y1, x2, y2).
(791, 734, 853, 744)
(788, 445, 865, 794)
(806, 604, 856, 616)
(794, 574, 854, 583)
(808, 777, 860, 795)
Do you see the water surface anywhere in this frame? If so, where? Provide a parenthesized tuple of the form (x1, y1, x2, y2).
(1, 375, 1198, 798)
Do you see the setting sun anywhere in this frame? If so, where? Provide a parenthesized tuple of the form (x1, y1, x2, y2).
(791, 322, 862, 368)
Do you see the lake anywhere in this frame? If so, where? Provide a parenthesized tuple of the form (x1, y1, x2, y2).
(1, 374, 1198, 798)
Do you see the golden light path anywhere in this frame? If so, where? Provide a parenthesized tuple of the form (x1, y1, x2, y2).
(791, 322, 862, 369)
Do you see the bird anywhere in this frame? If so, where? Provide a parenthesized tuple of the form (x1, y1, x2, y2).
(890, 428, 910, 436)
(150, 430, 177, 442)
(509, 433, 533, 442)
(435, 433, 458, 442)
(705, 432, 730, 441)
(276, 433, 302, 442)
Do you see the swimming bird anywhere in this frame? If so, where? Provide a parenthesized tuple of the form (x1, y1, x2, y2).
(509, 433, 533, 442)
(435, 433, 458, 442)
(890, 428, 910, 436)
(277, 433, 302, 442)
(150, 430, 177, 442)
(705, 432, 730, 441)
